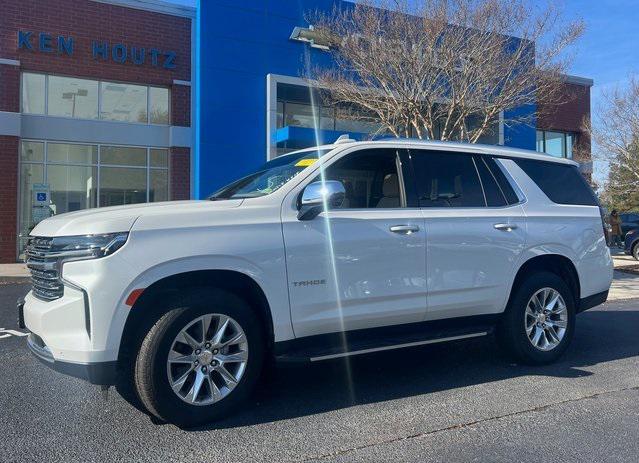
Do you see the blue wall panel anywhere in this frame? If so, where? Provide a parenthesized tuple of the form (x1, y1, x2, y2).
(198, 0, 341, 197)
(197, 0, 539, 198)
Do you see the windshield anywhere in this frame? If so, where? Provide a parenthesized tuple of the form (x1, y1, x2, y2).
(210, 148, 332, 200)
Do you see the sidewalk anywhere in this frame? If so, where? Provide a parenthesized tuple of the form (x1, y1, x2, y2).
(0, 263, 28, 278)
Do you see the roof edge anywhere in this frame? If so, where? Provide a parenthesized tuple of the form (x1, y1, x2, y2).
(89, 0, 195, 18)
(561, 74, 594, 87)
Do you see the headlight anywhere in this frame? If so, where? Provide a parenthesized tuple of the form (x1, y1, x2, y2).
(50, 232, 129, 260)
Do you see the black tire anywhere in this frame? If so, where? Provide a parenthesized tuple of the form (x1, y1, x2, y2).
(134, 288, 265, 427)
(497, 271, 575, 365)
(632, 242, 639, 261)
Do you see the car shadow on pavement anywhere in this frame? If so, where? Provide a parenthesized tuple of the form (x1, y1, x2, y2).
(185, 307, 639, 431)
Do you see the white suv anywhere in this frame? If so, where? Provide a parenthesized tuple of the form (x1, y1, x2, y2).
(20, 139, 613, 426)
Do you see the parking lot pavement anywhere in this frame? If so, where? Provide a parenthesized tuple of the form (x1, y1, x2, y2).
(1, 281, 639, 463)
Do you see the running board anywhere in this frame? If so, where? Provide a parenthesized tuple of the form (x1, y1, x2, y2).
(274, 315, 498, 363)
(309, 332, 488, 362)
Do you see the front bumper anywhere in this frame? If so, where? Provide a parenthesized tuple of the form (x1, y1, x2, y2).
(27, 333, 117, 385)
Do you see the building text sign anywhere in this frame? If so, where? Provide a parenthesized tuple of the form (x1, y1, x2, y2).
(17, 31, 177, 69)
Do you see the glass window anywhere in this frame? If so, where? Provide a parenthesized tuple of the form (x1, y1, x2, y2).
(321, 149, 402, 209)
(484, 157, 520, 205)
(150, 170, 169, 202)
(20, 141, 44, 162)
(277, 101, 284, 129)
(536, 130, 544, 153)
(99, 167, 148, 206)
(475, 156, 506, 207)
(544, 131, 565, 158)
(566, 133, 574, 159)
(22, 73, 45, 114)
(18, 163, 45, 243)
(411, 151, 485, 208)
(319, 106, 335, 130)
(100, 81, 148, 123)
(150, 149, 169, 168)
(335, 115, 382, 134)
(47, 75, 98, 119)
(100, 146, 147, 166)
(47, 143, 97, 164)
(149, 87, 169, 124)
(514, 159, 598, 206)
(212, 149, 331, 199)
(48, 165, 98, 214)
(284, 103, 316, 128)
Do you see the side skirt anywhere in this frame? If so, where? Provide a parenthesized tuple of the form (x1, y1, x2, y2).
(274, 314, 499, 363)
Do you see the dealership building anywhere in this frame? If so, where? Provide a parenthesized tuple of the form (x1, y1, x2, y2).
(0, 0, 592, 262)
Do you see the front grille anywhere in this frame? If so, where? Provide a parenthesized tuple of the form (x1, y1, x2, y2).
(26, 237, 64, 301)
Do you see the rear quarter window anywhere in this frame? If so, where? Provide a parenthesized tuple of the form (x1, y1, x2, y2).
(514, 159, 598, 206)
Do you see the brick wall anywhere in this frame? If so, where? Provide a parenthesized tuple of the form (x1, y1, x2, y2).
(0, 0, 191, 85)
(171, 84, 191, 127)
(170, 147, 191, 201)
(0, 136, 19, 263)
(538, 82, 592, 160)
(0, 64, 20, 112)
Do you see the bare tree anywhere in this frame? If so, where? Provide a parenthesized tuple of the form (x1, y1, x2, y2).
(305, 0, 584, 142)
(592, 78, 639, 210)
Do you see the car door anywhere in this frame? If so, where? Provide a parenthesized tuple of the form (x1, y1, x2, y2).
(408, 149, 527, 321)
(621, 213, 639, 235)
(281, 148, 427, 338)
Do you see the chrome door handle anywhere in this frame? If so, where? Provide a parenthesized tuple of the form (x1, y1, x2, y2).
(494, 223, 518, 231)
(390, 225, 420, 234)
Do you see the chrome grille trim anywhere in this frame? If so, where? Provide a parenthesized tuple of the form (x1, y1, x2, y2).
(26, 237, 64, 301)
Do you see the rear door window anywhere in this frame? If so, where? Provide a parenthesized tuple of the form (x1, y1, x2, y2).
(514, 159, 598, 206)
(483, 157, 520, 205)
(474, 156, 507, 207)
(410, 150, 485, 208)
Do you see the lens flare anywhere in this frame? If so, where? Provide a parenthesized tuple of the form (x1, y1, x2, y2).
(302, 44, 356, 403)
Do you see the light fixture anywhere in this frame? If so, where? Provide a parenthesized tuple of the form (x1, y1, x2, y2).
(289, 25, 334, 51)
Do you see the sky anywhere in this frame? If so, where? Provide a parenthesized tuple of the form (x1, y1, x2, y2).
(165, 0, 638, 183)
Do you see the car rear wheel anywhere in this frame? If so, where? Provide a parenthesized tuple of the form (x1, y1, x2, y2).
(632, 242, 639, 261)
(498, 272, 575, 365)
(134, 288, 264, 427)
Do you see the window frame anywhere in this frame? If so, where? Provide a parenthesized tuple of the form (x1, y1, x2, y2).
(20, 72, 170, 126)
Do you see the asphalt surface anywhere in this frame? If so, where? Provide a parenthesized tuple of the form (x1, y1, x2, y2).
(1, 280, 639, 463)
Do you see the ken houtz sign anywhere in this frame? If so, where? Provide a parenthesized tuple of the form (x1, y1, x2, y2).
(17, 31, 177, 69)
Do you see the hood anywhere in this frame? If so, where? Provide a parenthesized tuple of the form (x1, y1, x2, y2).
(30, 200, 244, 237)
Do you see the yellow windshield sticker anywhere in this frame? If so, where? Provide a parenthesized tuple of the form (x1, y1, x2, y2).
(295, 158, 318, 167)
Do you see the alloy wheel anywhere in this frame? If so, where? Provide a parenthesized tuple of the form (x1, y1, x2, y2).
(524, 287, 568, 352)
(166, 314, 248, 406)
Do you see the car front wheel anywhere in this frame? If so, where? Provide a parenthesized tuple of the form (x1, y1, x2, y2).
(134, 288, 264, 427)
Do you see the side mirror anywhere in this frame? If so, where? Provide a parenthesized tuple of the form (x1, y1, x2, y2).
(297, 180, 346, 221)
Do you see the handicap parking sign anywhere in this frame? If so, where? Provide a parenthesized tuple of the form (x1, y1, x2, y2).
(33, 183, 50, 206)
